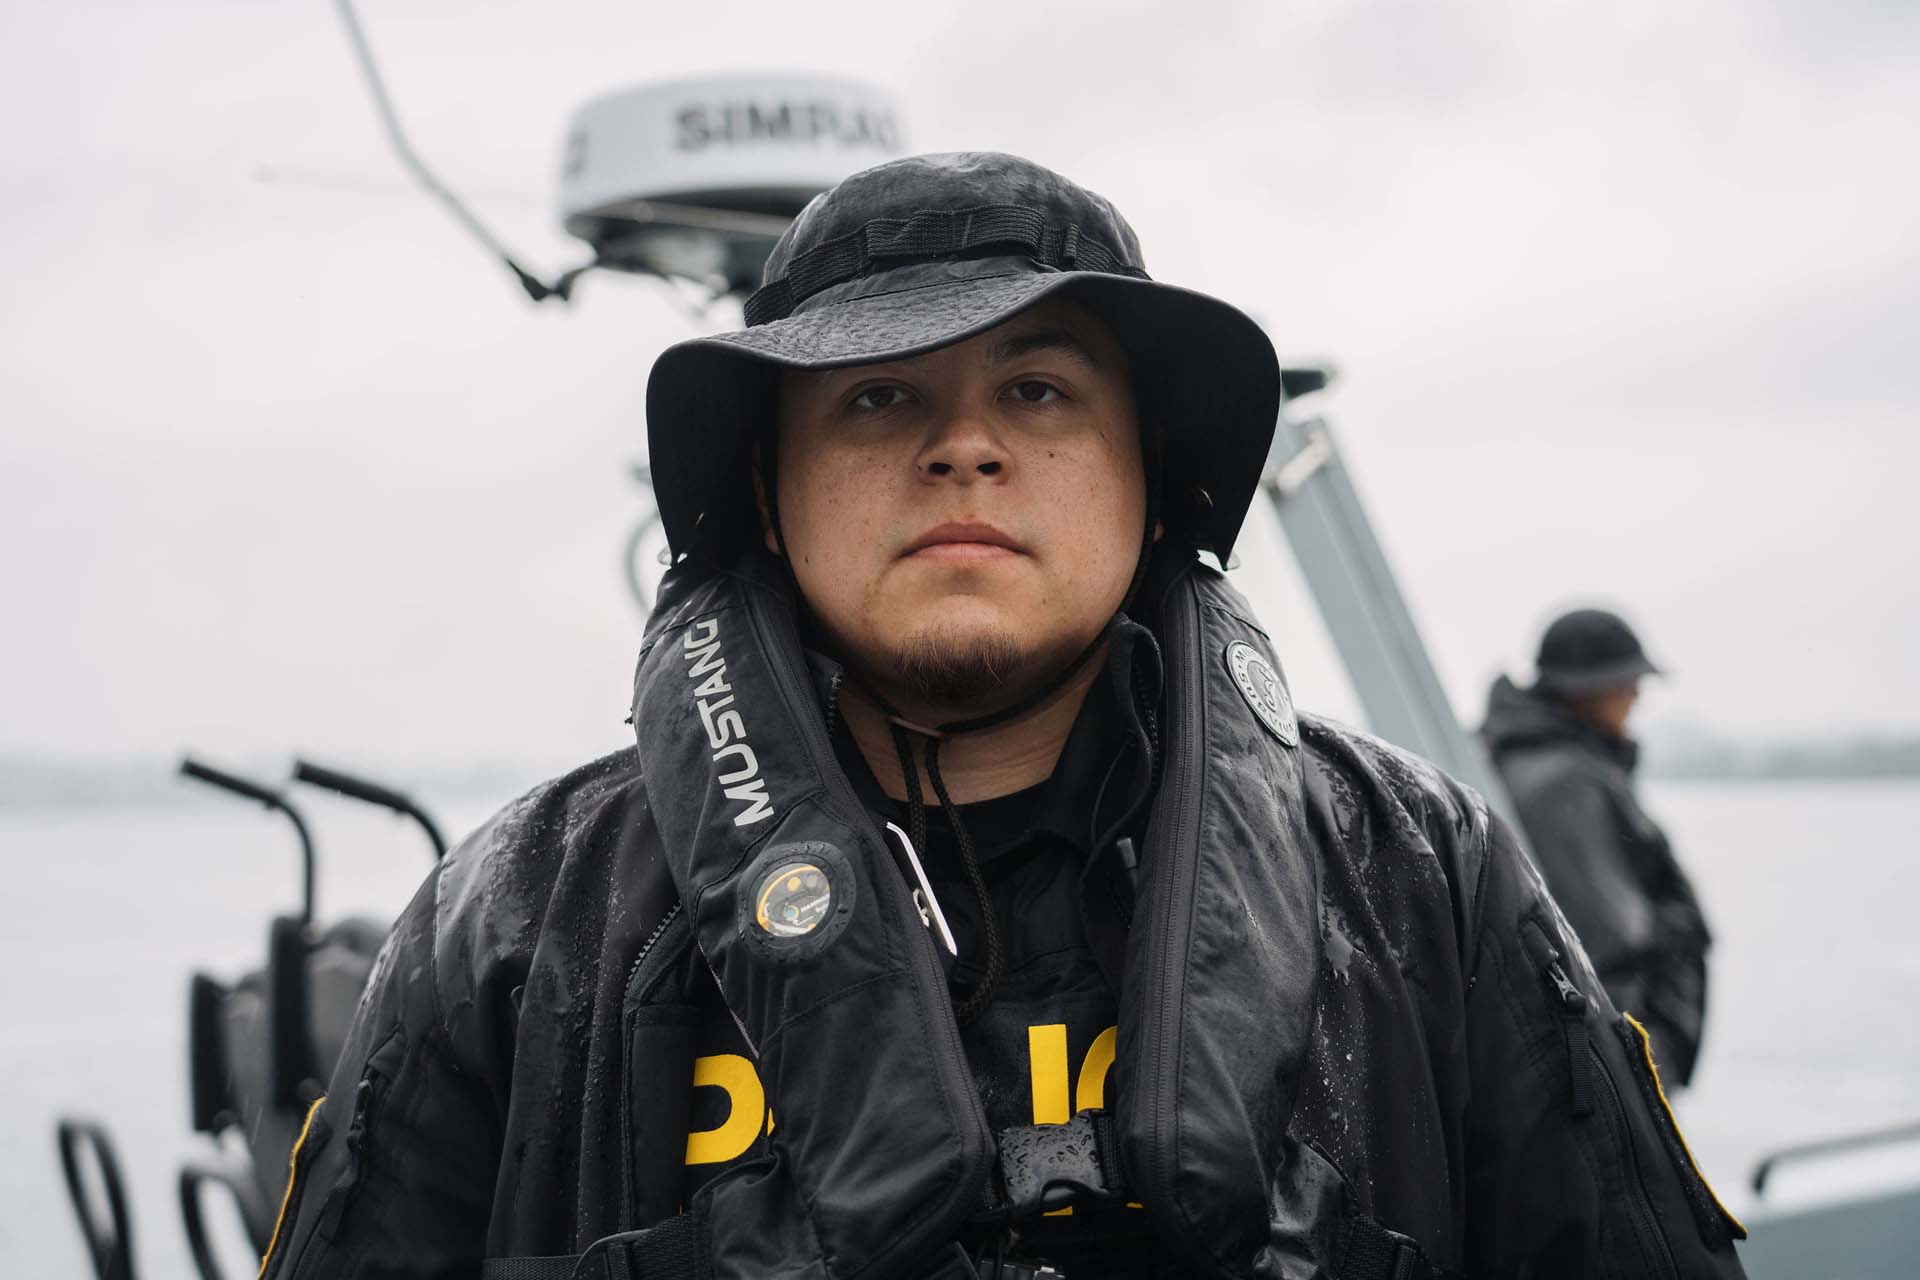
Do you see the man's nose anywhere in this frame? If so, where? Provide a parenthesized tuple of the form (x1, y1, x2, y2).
(916, 409, 1007, 482)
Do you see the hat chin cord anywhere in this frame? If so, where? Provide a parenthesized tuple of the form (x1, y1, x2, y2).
(762, 438, 1164, 1024)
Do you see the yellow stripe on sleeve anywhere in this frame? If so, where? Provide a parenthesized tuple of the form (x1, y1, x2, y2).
(1623, 1014, 1746, 1236)
(256, 1095, 327, 1280)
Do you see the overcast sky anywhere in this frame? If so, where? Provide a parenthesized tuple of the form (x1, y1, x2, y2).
(2, 0, 1916, 779)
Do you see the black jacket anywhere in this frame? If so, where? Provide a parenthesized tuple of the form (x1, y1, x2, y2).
(1481, 677, 1712, 1085)
(260, 556, 1746, 1279)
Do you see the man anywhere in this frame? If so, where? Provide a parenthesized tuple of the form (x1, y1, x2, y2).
(1483, 608, 1714, 1086)
(261, 155, 1745, 1279)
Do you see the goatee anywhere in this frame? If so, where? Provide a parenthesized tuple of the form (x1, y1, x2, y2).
(890, 626, 1031, 706)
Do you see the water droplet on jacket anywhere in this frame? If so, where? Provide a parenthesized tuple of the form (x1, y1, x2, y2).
(1326, 919, 1355, 981)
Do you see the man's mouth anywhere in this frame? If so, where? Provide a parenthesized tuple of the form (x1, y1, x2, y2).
(902, 521, 1025, 563)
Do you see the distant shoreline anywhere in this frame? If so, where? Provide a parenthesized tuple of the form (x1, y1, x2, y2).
(0, 757, 546, 812)
(1639, 736, 1920, 783)
(2, 750, 1916, 811)
(1644, 766, 1920, 783)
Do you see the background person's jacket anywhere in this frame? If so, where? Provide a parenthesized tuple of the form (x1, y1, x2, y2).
(1481, 675, 1713, 1086)
(260, 565, 1746, 1280)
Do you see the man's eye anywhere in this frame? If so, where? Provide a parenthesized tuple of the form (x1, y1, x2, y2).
(851, 386, 908, 410)
(1009, 380, 1063, 404)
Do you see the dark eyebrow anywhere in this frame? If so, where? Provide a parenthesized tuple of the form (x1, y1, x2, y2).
(982, 328, 1101, 371)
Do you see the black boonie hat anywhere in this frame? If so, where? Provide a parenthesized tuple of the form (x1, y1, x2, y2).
(644, 151, 1281, 560)
(1533, 608, 1664, 696)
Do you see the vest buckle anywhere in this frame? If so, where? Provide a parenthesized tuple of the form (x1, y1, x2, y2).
(995, 1109, 1129, 1219)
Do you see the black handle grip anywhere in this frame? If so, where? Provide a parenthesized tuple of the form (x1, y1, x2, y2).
(178, 758, 279, 808)
(292, 758, 447, 860)
(293, 760, 407, 811)
(176, 756, 317, 921)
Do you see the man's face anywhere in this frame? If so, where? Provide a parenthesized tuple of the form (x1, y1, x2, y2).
(772, 297, 1144, 708)
(1573, 678, 1642, 740)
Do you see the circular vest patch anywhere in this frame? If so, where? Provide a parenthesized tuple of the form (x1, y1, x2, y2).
(754, 861, 832, 938)
(1226, 640, 1298, 747)
(736, 840, 856, 963)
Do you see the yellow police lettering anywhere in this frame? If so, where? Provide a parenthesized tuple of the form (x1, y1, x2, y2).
(1027, 1024, 1072, 1124)
(1076, 1026, 1116, 1112)
(683, 1024, 1124, 1171)
(685, 1054, 765, 1165)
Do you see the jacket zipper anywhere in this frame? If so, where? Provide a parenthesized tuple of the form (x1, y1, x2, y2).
(1590, 1041, 1680, 1280)
(1523, 922, 1678, 1278)
(1142, 580, 1203, 1215)
(1520, 920, 1594, 1119)
(822, 668, 845, 741)
(623, 900, 687, 1008)
(1545, 957, 1593, 1118)
(312, 1073, 384, 1240)
(618, 899, 687, 1224)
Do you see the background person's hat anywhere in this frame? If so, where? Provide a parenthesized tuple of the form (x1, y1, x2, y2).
(644, 151, 1281, 560)
(1532, 607, 1665, 696)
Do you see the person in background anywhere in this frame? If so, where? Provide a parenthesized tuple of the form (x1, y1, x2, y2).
(1483, 607, 1714, 1086)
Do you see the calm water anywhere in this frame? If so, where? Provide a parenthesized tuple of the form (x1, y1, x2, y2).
(3, 779, 1916, 1276)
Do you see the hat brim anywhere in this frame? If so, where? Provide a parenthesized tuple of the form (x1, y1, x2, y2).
(645, 267, 1280, 559)
(1532, 655, 1663, 697)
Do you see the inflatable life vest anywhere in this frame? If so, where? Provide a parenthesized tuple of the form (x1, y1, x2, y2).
(486, 545, 1455, 1280)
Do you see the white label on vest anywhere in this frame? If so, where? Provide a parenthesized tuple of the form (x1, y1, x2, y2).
(1226, 640, 1298, 747)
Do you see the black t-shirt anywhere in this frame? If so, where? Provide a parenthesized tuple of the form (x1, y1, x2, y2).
(679, 683, 1146, 1253)
(845, 682, 1135, 1140)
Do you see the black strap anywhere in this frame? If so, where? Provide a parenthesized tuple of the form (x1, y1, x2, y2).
(481, 1214, 708, 1280)
(482, 1220, 978, 1280)
(991, 1118, 1468, 1280)
(995, 1109, 1130, 1217)
(480, 1148, 1461, 1280)
(1337, 1213, 1466, 1280)
(744, 203, 1148, 325)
